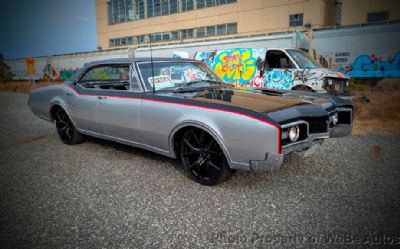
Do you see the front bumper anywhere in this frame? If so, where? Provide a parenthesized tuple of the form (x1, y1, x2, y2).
(250, 153, 283, 171)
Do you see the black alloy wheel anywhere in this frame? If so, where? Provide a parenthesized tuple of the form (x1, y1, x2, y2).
(180, 128, 232, 185)
(54, 108, 84, 145)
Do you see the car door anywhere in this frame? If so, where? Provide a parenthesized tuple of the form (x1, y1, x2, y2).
(96, 64, 143, 143)
(66, 67, 101, 133)
(263, 49, 297, 90)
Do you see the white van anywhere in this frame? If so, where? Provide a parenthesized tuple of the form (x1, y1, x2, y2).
(194, 48, 349, 96)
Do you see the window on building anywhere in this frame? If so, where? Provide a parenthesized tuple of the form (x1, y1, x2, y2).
(109, 23, 237, 47)
(170, 31, 179, 40)
(289, 13, 303, 27)
(127, 37, 133, 45)
(137, 0, 145, 19)
(153, 0, 161, 17)
(367, 11, 389, 23)
(197, 0, 206, 9)
(108, 0, 236, 25)
(161, 0, 169, 15)
(170, 0, 178, 14)
(197, 27, 206, 37)
(206, 26, 216, 36)
(182, 0, 194, 11)
(227, 23, 237, 34)
(217, 24, 226, 35)
(205, 0, 215, 7)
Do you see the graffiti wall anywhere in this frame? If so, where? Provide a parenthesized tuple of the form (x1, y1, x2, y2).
(313, 22, 400, 78)
(343, 53, 400, 78)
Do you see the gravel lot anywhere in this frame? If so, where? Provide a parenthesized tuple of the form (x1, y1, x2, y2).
(0, 91, 399, 248)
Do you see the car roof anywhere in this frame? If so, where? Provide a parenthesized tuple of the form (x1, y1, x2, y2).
(85, 57, 197, 66)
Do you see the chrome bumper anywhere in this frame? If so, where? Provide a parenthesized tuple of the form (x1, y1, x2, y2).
(329, 124, 352, 137)
(250, 153, 284, 171)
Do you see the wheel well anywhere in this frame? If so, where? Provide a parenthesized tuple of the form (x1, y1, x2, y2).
(292, 84, 314, 91)
(50, 105, 63, 122)
(172, 126, 198, 159)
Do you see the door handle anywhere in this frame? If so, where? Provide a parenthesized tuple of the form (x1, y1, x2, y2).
(66, 92, 74, 96)
(97, 96, 108, 100)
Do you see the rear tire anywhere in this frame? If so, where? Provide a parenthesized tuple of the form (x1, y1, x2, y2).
(53, 108, 84, 145)
(180, 128, 232, 185)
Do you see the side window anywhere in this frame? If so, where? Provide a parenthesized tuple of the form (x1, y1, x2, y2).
(79, 65, 130, 91)
(265, 50, 295, 69)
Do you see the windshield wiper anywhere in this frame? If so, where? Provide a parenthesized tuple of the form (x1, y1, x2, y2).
(172, 80, 224, 93)
(172, 80, 228, 92)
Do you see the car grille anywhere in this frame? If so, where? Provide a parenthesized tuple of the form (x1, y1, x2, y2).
(306, 117, 329, 134)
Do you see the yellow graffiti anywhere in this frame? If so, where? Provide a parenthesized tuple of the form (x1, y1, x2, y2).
(213, 49, 256, 83)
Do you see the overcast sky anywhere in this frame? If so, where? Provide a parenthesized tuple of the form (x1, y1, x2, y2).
(0, 0, 97, 60)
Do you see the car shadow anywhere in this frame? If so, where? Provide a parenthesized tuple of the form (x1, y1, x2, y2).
(82, 136, 310, 187)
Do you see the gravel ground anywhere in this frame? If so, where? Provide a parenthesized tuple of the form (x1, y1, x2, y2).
(0, 91, 399, 248)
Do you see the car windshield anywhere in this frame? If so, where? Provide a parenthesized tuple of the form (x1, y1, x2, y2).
(138, 61, 225, 91)
(286, 49, 323, 69)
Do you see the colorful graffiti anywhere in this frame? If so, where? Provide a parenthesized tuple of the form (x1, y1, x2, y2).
(242, 70, 294, 89)
(343, 53, 400, 78)
(211, 49, 257, 84)
(195, 48, 342, 91)
(57, 68, 79, 81)
(263, 70, 294, 89)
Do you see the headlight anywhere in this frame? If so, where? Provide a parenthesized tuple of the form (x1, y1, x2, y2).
(332, 113, 338, 125)
(289, 125, 300, 142)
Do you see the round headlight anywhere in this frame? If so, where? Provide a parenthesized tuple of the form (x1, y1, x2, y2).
(332, 113, 339, 125)
(289, 125, 300, 142)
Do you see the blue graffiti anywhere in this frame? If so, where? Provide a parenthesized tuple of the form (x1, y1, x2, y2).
(346, 53, 400, 78)
(263, 70, 294, 89)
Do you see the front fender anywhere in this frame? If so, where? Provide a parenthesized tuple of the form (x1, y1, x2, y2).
(169, 121, 232, 166)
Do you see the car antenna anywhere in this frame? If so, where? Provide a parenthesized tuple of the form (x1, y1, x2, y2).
(149, 36, 156, 95)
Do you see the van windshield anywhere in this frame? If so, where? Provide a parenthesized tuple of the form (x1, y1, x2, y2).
(287, 49, 323, 69)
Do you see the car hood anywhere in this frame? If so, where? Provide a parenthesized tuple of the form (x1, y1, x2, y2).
(165, 87, 338, 114)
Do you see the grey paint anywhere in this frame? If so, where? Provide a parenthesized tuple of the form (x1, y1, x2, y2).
(28, 59, 353, 172)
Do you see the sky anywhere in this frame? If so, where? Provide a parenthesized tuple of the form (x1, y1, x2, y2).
(0, 0, 97, 60)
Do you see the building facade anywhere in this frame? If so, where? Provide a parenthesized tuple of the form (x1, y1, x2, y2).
(96, 0, 337, 50)
(340, 0, 400, 26)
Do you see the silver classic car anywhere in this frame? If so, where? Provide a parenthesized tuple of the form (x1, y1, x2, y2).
(28, 58, 353, 185)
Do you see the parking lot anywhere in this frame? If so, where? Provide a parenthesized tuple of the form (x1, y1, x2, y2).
(0, 91, 399, 248)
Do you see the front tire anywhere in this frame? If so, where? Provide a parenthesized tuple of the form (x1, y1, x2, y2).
(180, 129, 232, 185)
(54, 108, 84, 145)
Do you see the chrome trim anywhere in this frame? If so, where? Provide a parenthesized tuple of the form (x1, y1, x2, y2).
(250, 153, 284, 171)
(281, 120, 329, 154)
(281, 120, 309, 144)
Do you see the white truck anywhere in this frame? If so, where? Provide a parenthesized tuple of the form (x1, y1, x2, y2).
(194, 48, 350, 96)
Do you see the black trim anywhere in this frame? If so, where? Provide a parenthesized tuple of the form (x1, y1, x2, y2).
(68, 83, 280, 128)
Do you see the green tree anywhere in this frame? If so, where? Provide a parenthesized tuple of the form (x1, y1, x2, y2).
(0, 61, 14, 81)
